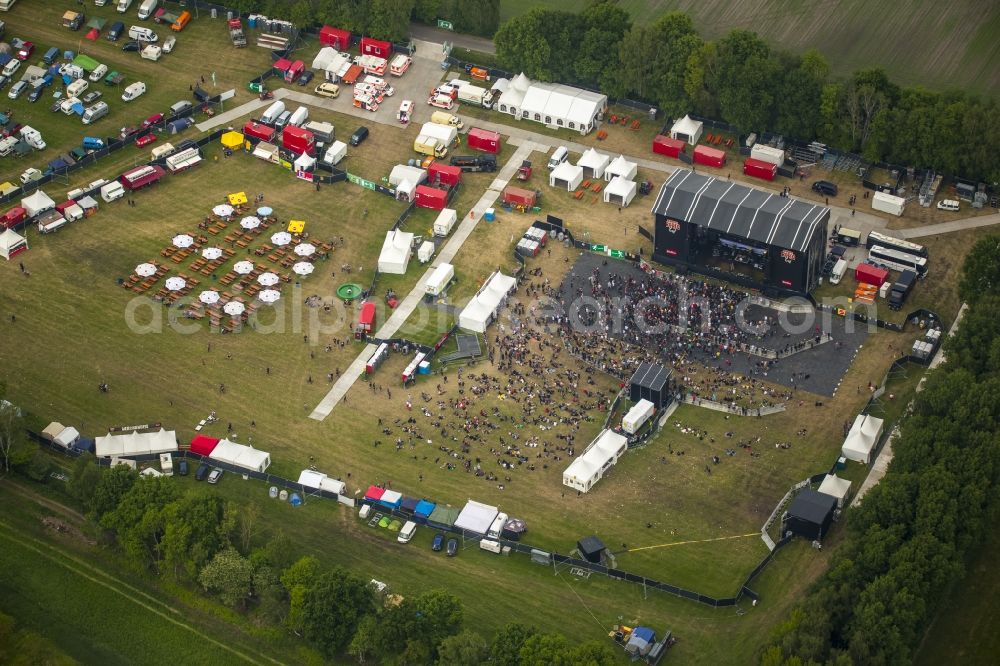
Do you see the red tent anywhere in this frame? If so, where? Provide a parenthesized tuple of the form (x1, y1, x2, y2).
(415, 185, 448, 210)
(364, 485, 385, 501)
(85, 28, 100, 41)
(652, 135, 685, 158)
(319, 25, 351, 50)
(190, 434, 220, 456)
(272, 58, 292, 76)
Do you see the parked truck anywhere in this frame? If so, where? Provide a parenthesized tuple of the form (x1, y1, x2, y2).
(414, 135, 447, 158)
(228, 18, 246, 47)
(430, 111, 463, 130)
(888, 270, 917, 310)
(62, 10, 85, 30)
(449, 154, 496, 172)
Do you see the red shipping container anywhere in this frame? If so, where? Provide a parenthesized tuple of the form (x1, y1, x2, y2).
(427, 161, 462, 187)
(319, 25, 351, 50)
(467, 127, 501, 154)
(282, 126, 315, 156)
(0, 206, 26, 230)
(360, 36, 392, 59)
(55, 200, 76, 214)
(502, 186, 536, 208)
(855, 263, 889, 287)
(243, 121, 276, 143)
(415, 185, 448, 210)
(653, 135, 686, 158)
(743, 157, 777, 181)
(693, 144, 726, 168)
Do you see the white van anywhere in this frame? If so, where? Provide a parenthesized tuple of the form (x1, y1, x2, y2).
(121, 81, 146, 101)
(81, 101, 109, 125)
(936, 199, 960, 212)
(829, 258, 848, 285)
(128, 25, 157, 42)
(66, 78, 88, 98)
(486, 512, 508, 539)
(100, 181, 125, 202)
(117, 0, 134, 13)
(547, 146, 568, 170)
(260, 100, 285, 125)
(169, 100, 192, 115)
(89, 63, 108, 82)
(288, 105, 308, 127)
(137, 0, 158, 20)
(397, 520, 417, 543)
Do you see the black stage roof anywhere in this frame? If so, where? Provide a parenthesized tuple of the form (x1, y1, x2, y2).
(651, 170, 829, 252)
(788, 489, 837, 525)
(630, 362, 670, 393)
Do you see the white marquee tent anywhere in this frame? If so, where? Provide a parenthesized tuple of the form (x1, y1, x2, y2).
(496, 72, 607, 134)
(96, 429, 178, 458)
(562, 429, 629, 493)
(53, 426, 80, 449)
(577, 148, 610, 179)
(670, 114, 703, 145)
(604, 176, 637, 207)
(22, 190, 55, 217)
(311, 46, 339, 70)
(817, 474, 852, 508)
(389, 164, 427, 188)
(549, 160, 583, 191)
(458, 271, 516, 333)
(0, 228, 27, 260)
(605, 154, 637, 182)
(377, 229, 414, 274)
(454, 500, 499, 535)
(210, 438, 271, 472)
(395, 179, 416, 203)
(293, 153, 316, 172)
(841, 413, 884, 464)
(297, 469, 347, 495)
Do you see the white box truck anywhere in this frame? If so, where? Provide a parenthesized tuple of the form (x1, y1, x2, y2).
(872, 191, 905, 217)
(424, 262, 454, 296)
(622, 399, 655, 434)
(457, 83, 487, 107)
(829, 258, 848, 285)
(261, 100, 285, 125)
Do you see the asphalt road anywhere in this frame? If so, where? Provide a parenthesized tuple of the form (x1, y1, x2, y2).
(409, 22, 496, 54)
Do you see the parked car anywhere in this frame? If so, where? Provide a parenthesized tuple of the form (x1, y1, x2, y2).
(2, 58, 20, 77)
(314, 82, 339, 98)
(812, 180, 838, 197)
(27, 86, 43, 102)
(349, 126, 369, 146)
(135, 133, 157, 147)
(107, 21, 125, 41)
(162, 36, 176, 53)
(207, 468, 224, 484)
(431, 533, 445, 552)
(12, 39, 33, 61)
(7, 80, 26, 100)
(177, 459, 188, 476)
(446, 538, 458, 557)
(119, 125, 138, 139)
(0, 75, 8, 90)
(141, 112, 163, 128)
(82, 90, 102, 104)
(296, 70, 314, 86)
(195, 462, 210, 481)
(122, 40, 140, 52)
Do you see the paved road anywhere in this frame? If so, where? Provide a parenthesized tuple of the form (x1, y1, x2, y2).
(897, 212, 1000, 239)
(309, 138, 542, 420)
(410, 22, 496, 54)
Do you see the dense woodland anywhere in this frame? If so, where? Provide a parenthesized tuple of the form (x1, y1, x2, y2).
(760, 237, 1000, 665)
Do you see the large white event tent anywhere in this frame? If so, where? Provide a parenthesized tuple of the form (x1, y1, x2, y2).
(604, 176, 637, 207)
(389, 165, 427, 187)
(22, 190, 56, 217)
(297, 469, 347, 495)
(454, 500, 499, 536)
(0, 228, 27, 260)
(562, 429, 628, 493)
(841, 413, 884, 464)
(495, 72, 608, 134)
(95, 429, 178, 458)
(458, 271, 516, 333)
(377, 229, 414, 274)
(209, 438, 271, 472)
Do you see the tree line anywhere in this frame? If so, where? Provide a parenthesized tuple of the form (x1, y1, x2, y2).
(759, 237, 1000, 665)
(221, 0, 500, 41)
(58, 457, 618, 665)
(494, 2, 1000, 185)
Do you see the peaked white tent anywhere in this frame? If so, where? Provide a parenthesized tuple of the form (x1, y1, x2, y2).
(311, 46, 339, 70)
(577, 148, 610, 179)
(293, 153, 316, 172)
(605, 155, 637, 182)
(21, 190, 55, 217)
(670, 114, 704, 145)
(297, 469, 347, 495)
(458, 271, 516, 333)
(454, 500, 499, 535)
(210, 438, 271, 472)
(378, 229, 414, 274)
(395, 179, 416, 203)
(817, 474, 852, 508)
(562, 429, 629, 493)
(496, 72, 607, 134)
(549, 160, 583, 191)
(604, 176, 637, 207)
(841, 413, 884, 464)
(495, 72, 530, 115)
(0, 228, 27, 260)
(95, 429, 178, 458)
(389, 164, 427, 187)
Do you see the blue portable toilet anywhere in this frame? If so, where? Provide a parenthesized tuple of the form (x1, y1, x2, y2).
(63, 50, 75, 61)
(418, 361, 431, 375)
(484, 208, 496, 222)
(289, 493, 302, 507)
(247, 16, 257, 28)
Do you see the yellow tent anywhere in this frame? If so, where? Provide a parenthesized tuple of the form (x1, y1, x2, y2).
(227, 191, 248, 206)
(287, 219, 305, 233)
(220, 131, 244, 149)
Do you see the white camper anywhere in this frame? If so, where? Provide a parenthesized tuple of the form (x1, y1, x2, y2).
(100, 181, 125, 202)
(432, 208, 457, 237)
(424, 262, 454, 297)
(829, 259, 848, 285)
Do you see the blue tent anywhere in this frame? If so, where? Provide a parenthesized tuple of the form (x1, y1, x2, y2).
(626, 627, 655, 657)
(75, 438, 96, 453)
(414, 500, 436, 523)
(71, 102, 85, 116)
(399, 496, 420, 514)
(289, 493, 302, 507)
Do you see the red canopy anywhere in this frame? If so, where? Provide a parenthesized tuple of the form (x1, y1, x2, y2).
(85, 28, 100, 41)
(190, 434, 220, 456)
(364, 485, 385, 501)
(273, 58, 292, 73)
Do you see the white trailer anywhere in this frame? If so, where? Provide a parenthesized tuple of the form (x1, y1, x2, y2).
(424, 262, 455, 296)
(322, 140, 347, 166)
(622, 399, 655, 434)
(829, 258, 848, 285)
(165, 147, 202, 172)
(432, 208, 457, 237)
(872, 191, 905, 217)
(288, 105, 309, 127)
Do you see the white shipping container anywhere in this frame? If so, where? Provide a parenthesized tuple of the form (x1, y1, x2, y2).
(432, 208, 457, 237)
(424, 262, 455, 296)
(749, 144, 784, 167)
(872, 191, 905, 217)
(622, 399, 655, 434)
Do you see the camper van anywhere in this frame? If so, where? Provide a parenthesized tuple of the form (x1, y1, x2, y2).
(81, 101, 109, 124)
(100, 180, 125, 202)
(117, 0, 134, 13)
(128, 25, 157, 42)
(487, 512, 508, 539)
(547, 146, 569, 170)
(829, 258, 847, 285)
(66, 78, 88, 98)
(397, 520, 417, 544)
(137, 0, 158, 20)
(121, 81, 146, 101)
(88, 63, 108, 82)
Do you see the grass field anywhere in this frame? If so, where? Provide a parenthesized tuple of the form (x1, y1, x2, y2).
(499, 0, 1000, 97)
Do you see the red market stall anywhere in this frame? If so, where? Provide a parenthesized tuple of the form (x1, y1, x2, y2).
(190, 434, 220, 456)
(355, 301, 376, 338)
(364, 485, 386, 502)
(243, 121, 276, 142)
(743, 157, 777, 181)
(360, 36, 391, 58)
(319, 25, 351, 50)
(427, 161, 462, 187)
(693, 144, 726, 168)
(652, 135, 686, 158)
(855, 263, 889, 286)
(415, 185, 448, 210)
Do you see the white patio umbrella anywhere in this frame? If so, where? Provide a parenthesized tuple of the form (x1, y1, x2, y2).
(270, 231, 292, 246)
(172, 234, 194, 248)
(294, 243, 316, 257)
(258, 289, 281, 303)
(224, 301, 246, 316)
(135, 262, 156, 277)
(293, 262, 314, 276)
(257, 206, 273, 217)
(199, 290, 220, 305)
(213, 204, 234, 218)
(233, 260, 254, 275)
(165, 276, 186, 291)
(257, 272, 279, 286)
(202, 247, 223, 260)
(240, 216, 261, 230)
